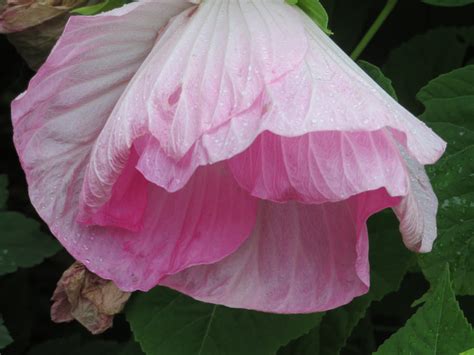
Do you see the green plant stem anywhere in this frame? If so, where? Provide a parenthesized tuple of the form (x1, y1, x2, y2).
(350, 0, 399, 60)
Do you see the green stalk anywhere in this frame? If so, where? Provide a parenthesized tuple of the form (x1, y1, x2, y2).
(350, 0, 398, 60)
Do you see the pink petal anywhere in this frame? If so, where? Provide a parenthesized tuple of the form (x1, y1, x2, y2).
(80, 163, 256, 292)
(77, 149, 149, 231)
(117, 1, 445, 192)
(13, 0, 189, 222)
(228, 129, 408, 203)
(12, 1, 258, 291)
(393, 147, 439, 252)
(133, 134, 199, 193)
(87, 0, 307, 193)
(163, 188, 401, 313)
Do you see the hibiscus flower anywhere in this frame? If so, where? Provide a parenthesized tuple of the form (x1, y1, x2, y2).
(12, 0, 446, 313)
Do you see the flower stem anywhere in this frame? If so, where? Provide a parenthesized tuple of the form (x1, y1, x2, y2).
(350, 0, 398, 60)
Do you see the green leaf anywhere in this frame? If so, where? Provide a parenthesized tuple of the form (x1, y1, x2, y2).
(419, 65, 474, 102)
(375, 266, 474, 354)
(358, 60, 397, 99)
(422, 0, 474, 6)
(427, 144, 474, 229)
(437, 191, 474, 229)
(419, 221, 474, 296)
(0, 212, 61, 276)
(429, 123, 474, 156)
(0, 273, 34, 355)
(72, 0, 127, 16)
(368, 217, 414, 301)
(296, 0, 332, 34)
(428, 145, 474, 203)
(418, 138, 474, 295)
(415, 67, 474, 289)
(127, 287, 323, 355)
(418, 65, 474, 131)
(317, 296, 372, 355)
(0, 317, 13, 350)
(384, 27, 474, 113)
(27, 335, 133, 355)
(116, 341, 145, 355)
(462, 348, 474, 355)
(278, 323, 322, 355)
(0, 175, 7, 210)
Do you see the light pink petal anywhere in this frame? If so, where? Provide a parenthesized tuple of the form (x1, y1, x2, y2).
(393, 147, 438, 252)
(133, 135, 199, 193)
(112, 1, 445, 192)
(86, 0, 307, 193)
(12, 1, 259, 291)
(162, 189, 401, 313)
(13, 0, 191, 222)
(191, 8, 445, 167)
(255, 8, 446, 165)
(228, 129, 408, 203)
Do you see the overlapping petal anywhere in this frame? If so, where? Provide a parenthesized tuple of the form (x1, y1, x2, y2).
(163, 189, 401, 313)
(228, 129, 408, 204)
(113, 0, 445, 195)
(12, 0, 258, 292)
(393, 147, 439, 252)
(86, 0, 308, 197)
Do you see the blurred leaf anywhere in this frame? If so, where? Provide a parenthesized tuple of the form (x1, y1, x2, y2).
(0, 317, 13, 350)
(384, 27, 474, 113)
(316, 297, 372, 355)
(279, 324, 322, 355)
(428, 123, 474, 156)
(0, 212, 60, 276)
(419, 221, 474, 296)
(0, 175, 7, 210)
(27, 335, 129, 355)
(437, 191, 474, 229)
(72, 0, 127, 15)
(358, 60, 398, 99)
(418, 65, 474, 130)
(419, 133, 474, 295)
(418, 65, 474, 102)
(116, 340, 144, 355)
(422, 0, 474, 6)
(416, 66, 474, 287)
(375, 266, 474, 354)
(0, 272, 34, 355)
(462, 348, 474, 355)
(127, 287, 323, 355)
(296, 0, 331, 34)
(428, 145, 474, 206)
(368, 218, 414, 301)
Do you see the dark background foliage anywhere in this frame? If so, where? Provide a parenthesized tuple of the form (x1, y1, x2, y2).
(0, 0, 473, 354)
